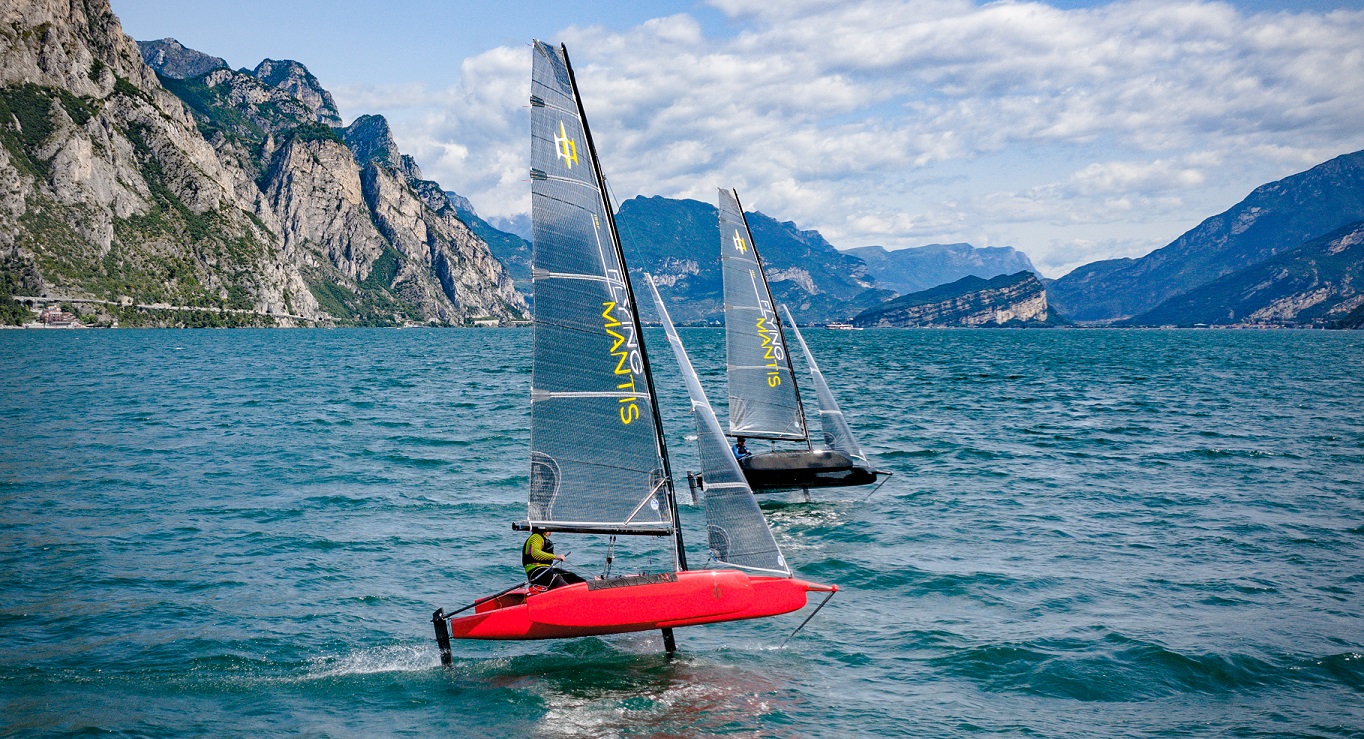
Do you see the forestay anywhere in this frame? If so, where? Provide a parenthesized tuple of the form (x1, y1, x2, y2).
(781, 305, 870, 468)
(526, 41, 670, 533)
(646, 276, 790, 575)
(719, 188, 808, 442)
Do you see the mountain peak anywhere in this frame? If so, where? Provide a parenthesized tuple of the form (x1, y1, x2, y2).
(138, 38, 229, 79)
(251, 58, 341, 126)
(341, 114, 402, 170)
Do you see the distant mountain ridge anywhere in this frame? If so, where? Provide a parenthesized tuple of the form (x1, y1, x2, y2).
(845, 243, 1037, 296)
(138, 38, 227, 79)
(489, 213, 531, 240)
(442, 190, 532, 298)
(617, 195, 893, 324)
(853, 271, 1063, 327)
(1050, 149, 1364, 322)
(1125, 221, 1364, 327)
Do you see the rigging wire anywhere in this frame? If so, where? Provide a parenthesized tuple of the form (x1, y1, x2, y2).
(601, 535, 616, 579)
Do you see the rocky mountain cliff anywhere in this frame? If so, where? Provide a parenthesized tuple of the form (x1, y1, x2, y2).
(615, 195, 892, 324)
(442, 191, 532, 298)
(251, 58, 340, 127)
(339, 115, 522, 320)
(0, 2, 522, 327)
(138, 38, 226, 79)
(1124, 221, 1364, 327)
(1049, 149, 1364, 322)
(1, 0, 314, 326)
(845, 243, 1037, 296)
(853, 272, 1062, 328)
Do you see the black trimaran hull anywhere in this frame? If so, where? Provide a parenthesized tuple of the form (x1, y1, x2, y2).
(741, 449, 880, 490)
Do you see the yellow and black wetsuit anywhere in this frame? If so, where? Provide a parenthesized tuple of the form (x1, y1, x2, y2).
(521, 533, 585, 589)
(522, 533, 556, 577)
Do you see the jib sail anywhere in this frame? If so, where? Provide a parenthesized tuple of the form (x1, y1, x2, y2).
(781, 305, 870, 468)
(526, 41, 673, 534)
(646, 275, 790, 576)
(719, 188, 808, 442)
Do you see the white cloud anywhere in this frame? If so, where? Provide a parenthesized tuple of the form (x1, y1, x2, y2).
(332, 0, 1364, 277)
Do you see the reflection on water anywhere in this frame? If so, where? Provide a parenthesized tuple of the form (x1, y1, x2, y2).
(464, 636, 797, 738)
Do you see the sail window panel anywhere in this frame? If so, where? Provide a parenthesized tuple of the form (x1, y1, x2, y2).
(530, 395, 668, 527)
(530, 190, 613, 278)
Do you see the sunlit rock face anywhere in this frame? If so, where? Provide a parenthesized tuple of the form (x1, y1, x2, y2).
(853, 272, 1060, 328)
(1, 4, 523, 327)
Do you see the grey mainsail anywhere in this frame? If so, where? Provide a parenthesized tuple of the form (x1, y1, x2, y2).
(647, 276, 790, 575)
(527, 41, 672, 534)
(781, 305, 870, 468)
(719, 188, 808, 442)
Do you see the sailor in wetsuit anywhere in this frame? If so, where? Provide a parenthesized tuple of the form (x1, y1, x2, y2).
(732, 437, 753, 461)
(523, 528, 586, 589)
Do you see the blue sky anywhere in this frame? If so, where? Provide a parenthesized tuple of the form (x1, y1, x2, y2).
(112, 0, 1364, 275)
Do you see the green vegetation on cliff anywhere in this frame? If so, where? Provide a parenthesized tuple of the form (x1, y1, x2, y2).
(0, 84, 97, 179)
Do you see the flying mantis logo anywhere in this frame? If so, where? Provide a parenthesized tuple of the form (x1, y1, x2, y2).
(733, 230, 748, 254)
(603, 298, 644, 425)
(750, 269, 785, 388)
(593, 215, 644, 426)
(555, 121, 579, 169)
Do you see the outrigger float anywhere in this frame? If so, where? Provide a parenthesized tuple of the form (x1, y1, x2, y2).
(432, 41, 834, 662)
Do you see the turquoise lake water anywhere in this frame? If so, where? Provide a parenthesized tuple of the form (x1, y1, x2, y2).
(1, 327, 1362, 737)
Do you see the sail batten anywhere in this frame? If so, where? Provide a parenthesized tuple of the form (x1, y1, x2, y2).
(527, 41, 674, 534)
(719, 188, 809, 442)
(647, 276, 790, 576)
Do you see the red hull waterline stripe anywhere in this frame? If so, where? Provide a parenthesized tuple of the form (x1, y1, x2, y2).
(445, 570, 835, 641)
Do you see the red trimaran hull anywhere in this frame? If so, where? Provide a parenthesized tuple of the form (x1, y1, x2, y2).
(445, 569, 835, 640)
